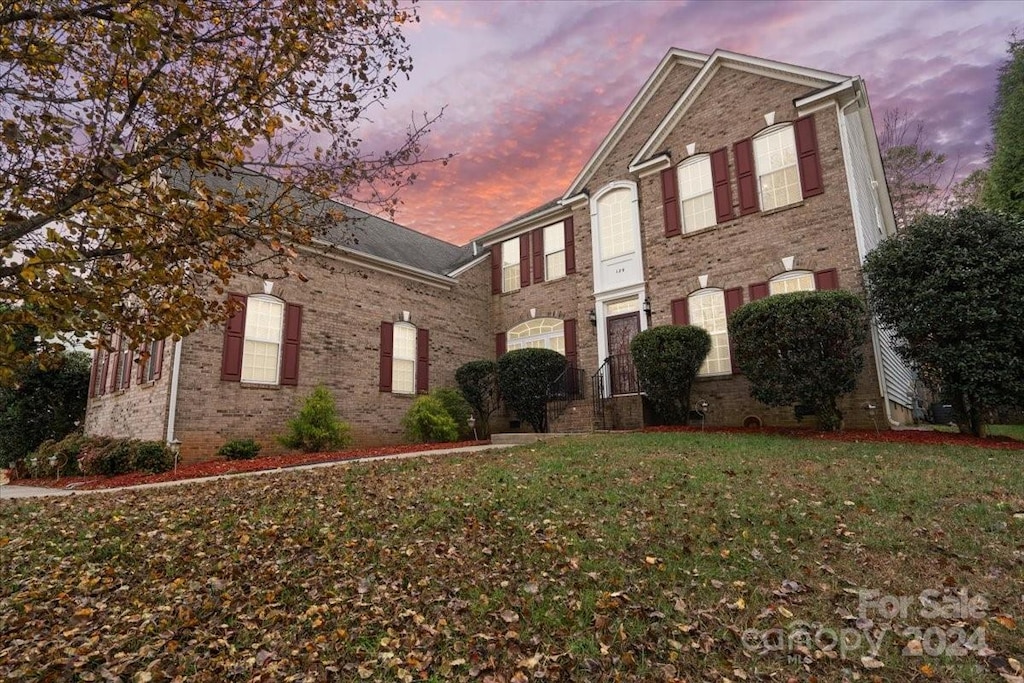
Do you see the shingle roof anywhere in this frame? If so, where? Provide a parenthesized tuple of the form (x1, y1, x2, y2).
(167, 166, 474, 276)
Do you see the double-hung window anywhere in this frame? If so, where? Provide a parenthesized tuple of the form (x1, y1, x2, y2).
(501, 239, 520, 293)
(688, 289, 731, 376)
(241, 295, 285, 384)
(677, 156, 715, 232)
(391, 322, 417, 394)
(753, 126, 801, 211)
(768, 271, 815, 295)
(543, 224, 566, 280)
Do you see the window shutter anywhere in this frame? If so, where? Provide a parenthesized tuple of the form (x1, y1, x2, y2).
(416, 328, 430, 394)
(495, 332, 506, 359)
(734, 138, 759, 215)
(221, 294, 247, 382)
(724, 287, 744, 374)
(124, 350, 133, 389)
(107, 336, 119, 393)
(660, 167, 682, 237)
(564, 318, 578, 369)
(814, 268, 839, 291)
(491, 245, 502, 294)
(153, 339, 165, 380)
(711, 147, 734, 223)
(564, 217, 576, 274)
(379, 321, 393, 392)
(532, 229, 544, 283)
(671, 298, 689, 325)
(519, 234, 531, 288)
(97, 350, 108, 396)
(89, 351, 99, 397)
(749, 282, 769, 301)
(280, 303, 302, 386)
(795, 114, 824, 198)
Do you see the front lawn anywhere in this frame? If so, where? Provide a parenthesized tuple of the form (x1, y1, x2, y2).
(1, 432, 1021, 681)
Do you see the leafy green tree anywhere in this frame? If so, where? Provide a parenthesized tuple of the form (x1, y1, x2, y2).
(863, 207, 1024, 436)
(455, 360, 500, 436)
(0, 1, 443, 379)
(0, 349, 90, 466)
(730, 291, 867, 431)
(497, 349, 566, 433)
(278, 385, 351, 452)
(629, 326, 711, 425)
(983, 37, 1024, 215)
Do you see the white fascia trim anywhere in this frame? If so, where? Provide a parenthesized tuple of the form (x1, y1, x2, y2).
(300, 239, 455, 289)
(562, 48, 709, 200)
(632, 50, 849, 167)
(477, 205, 572, 248)
(628, 153, 672, 176)
(446, 252, 490, 278)
(558, 193, 589, 208)
(852, 80, 899, 238)
(794, 78, 857, 110)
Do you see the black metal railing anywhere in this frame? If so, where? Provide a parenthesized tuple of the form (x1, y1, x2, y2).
(592, 358, 609, 430)
(607, 353, 639, 396)
(547, 365, 586, 425)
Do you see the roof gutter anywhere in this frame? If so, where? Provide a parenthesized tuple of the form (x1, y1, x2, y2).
(301, 239, 457, 288)
(477, 203, 572, 248)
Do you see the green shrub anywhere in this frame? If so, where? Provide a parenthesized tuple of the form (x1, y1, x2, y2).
(217, 438, 262, 460)
(730, 290, 867, 431)
(455, 360, 500, 437)
(630, 325, 712, 425)
(278, 385, 352, 452)
(24, 432, 93, 477)
(95, 440, 136, 476)
(497, 348, 567, 432)
(431, 388, 472, 439)
(134, 441, 174, 473)
(402, 395, 459, 443)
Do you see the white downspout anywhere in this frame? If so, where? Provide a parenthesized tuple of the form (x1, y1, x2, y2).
(165, 339, 183, 443)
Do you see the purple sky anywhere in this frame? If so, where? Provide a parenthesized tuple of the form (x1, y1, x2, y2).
(359, 0, 1022, 245)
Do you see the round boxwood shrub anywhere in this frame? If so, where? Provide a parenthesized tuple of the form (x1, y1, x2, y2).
(278, 385, 352, 453)
(402, 395, 459, 443)
(730, 290, 867, 431)
(497, 348, 567, 432)
(217, 438, 262, 460)
(630, 325, 712, 425)
(134, 441, 174, 473)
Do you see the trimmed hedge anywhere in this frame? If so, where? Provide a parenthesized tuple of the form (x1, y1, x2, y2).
(455, 360, 500, 437)
(497, 348, 567, 433)
(630, 325, 711, 425)
(217, 438, 262, 460)
(21, 433, 173, 477)
(402, 395, 459, 443)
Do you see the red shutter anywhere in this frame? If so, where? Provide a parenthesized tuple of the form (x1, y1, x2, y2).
(107, 336, 120, 393)
(734, 138, 759, 215)
(88, 351, 99, 397)
(379, 321, 393, 392)
(795, 114, 824, 198)
(814, 268, 839, 291)
(749, 282, 769, 301)
(711, 147, 734, 223)
(661, 167, 681, 237)
(220, 293, 247, 382)
(123, 350, 133, 389)
(416, 328, 430, 394)
(519, 234, 531, 288)
(564, 216, 576, 274)
(153, 339, 164, 381)
(671, 298, 689, 325)
(495, 332, 506, 359)
(96, 350, 108, 396)
(532, 229, 544, 283)
(491, 245, 502, 295)
(564, 318, 578, 369)
(724, 287, 744, 374)
(280, 303, 302, 386)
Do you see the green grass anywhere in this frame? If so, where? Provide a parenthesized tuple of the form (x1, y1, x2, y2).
(2, 432, 1021, 681)
(989, 423, 1024, 440)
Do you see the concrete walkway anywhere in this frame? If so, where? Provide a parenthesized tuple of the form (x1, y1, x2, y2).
(0, 443, 517, 501)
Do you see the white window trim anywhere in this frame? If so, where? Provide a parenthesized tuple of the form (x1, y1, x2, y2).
(507, 318, 565, 354)
(143, 340, 161, 383)
(391, 321, 417, 395)
(677, 154, 715, 233)
(593, 184, 638, 261)
(753, 123, 801, 211)
(501, 239, 520, 293)
(768, 270, 816, 295)
(688, 288, 732, 377)
(542, 222, 566, 281)
(241, 294, 285, 385)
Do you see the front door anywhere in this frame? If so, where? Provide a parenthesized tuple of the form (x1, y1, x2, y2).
(606, 312, 640, 395)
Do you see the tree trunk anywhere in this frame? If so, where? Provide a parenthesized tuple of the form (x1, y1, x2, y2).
(817, 400, 843, 432)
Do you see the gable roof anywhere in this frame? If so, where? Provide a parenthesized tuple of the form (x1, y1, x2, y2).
(630, 49, 849, 169)
(169, 166, 474, 277)
(561, 47, 708, 200)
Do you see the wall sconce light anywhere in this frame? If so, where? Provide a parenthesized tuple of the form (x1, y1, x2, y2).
(588, 309, 597, 326)
(642, 297, 652, 321)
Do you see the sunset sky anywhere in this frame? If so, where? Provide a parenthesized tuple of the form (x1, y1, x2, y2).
(359, 0, 1022, 245)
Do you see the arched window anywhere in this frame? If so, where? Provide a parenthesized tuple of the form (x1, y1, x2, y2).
(507, 318, 565, 354)
(753, 124, 800, 211)
(688, 289, 731, 376)
(241, 294, 285, 384)
(391, 322, 417, 394)
(677, 155, 714, 232)
(769, 270, 815, 295)
(596, 187, 635, 260)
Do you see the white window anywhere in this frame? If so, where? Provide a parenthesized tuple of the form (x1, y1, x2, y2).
(688, 289, 731, 376)
(677, 156, 715, 232)
(769, 270, 815, 295)
(754, 125, 801, 211)
(501, 239, 520, 293)
(544, 223, 566, 280)
(241, 295, 285, 384)
(392, 322, 417, 394)
(596, 188, 635, 259)
(507, 318, 565, 354)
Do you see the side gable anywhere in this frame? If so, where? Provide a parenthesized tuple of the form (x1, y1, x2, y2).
(561, 48, 707, 200)
(630, 50, 849, 171)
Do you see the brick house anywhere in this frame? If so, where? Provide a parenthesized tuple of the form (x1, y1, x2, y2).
(84, 47, 914, 460)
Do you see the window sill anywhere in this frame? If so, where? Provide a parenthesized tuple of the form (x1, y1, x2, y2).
(695, 372, 733, 382)
(758, 201, 805, 218)
(240, 382, 281, 390)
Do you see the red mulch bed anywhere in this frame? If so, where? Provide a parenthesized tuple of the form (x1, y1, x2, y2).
(642, 425, 1024, 450)
(12, 440, 491, 491)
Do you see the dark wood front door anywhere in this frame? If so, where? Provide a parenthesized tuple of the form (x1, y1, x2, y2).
(607, 312, 640, 395)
